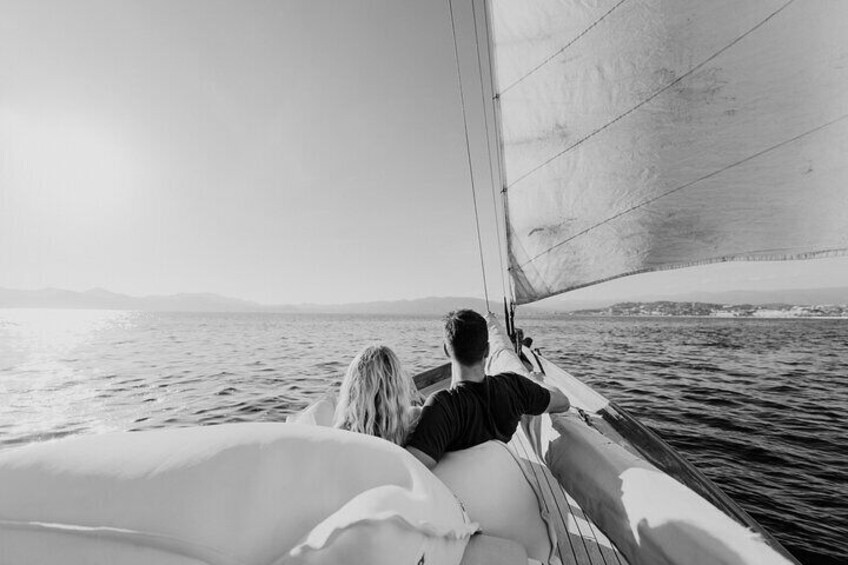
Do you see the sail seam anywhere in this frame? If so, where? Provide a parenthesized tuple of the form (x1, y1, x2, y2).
(506, 0, 797, 191)
(448, 0, 491, 311)
(499, 0, 631, 96)
(517, 112, 848, 270)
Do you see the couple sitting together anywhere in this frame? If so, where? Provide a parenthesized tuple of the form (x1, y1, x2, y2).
(333, 309, 570, 469)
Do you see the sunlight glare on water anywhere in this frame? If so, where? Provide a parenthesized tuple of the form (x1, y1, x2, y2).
(0, 309, 137, 443)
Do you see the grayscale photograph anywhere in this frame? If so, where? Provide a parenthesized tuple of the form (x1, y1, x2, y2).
(0, 1, 846, 564)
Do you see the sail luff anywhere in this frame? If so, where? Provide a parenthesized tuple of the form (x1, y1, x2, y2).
(488, 0, 848, 306)
(471, 0, 510, 304)
(480, 0, 517, 305)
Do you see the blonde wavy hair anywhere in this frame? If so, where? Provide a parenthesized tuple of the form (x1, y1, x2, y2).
(333, 344, 417, 445)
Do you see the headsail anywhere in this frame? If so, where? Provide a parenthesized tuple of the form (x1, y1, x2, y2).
(485, 0, 848, 305)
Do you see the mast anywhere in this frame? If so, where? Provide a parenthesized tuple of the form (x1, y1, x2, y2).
(448, 0, 516, 321)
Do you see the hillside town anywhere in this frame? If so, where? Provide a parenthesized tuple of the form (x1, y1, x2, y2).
(574, 301, 848, 318)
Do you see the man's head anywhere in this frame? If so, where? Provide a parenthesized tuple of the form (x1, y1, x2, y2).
(443, 309, 489, 366)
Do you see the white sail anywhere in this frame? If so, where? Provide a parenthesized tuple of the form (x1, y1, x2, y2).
(486, 0, 848, 305)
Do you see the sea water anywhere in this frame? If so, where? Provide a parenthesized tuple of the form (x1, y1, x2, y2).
(0, 309, 845, 564)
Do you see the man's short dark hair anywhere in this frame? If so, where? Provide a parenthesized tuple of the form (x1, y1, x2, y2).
(444, 309, 488, 366)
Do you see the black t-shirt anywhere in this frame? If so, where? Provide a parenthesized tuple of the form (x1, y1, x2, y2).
(404, 372, 550, 463)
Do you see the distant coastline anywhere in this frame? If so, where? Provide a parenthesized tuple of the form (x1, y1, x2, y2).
(571, 301, 848, 319)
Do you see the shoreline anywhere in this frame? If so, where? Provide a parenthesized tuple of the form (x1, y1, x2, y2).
(563, 313, 848, 320)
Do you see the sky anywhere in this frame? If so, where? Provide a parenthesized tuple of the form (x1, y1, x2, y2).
(1, 0, 846, 307)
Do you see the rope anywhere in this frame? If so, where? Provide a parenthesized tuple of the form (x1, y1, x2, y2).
(506, 0, 797, 192)
(470, 0, 508, 303)
(448, 0, 490, 312)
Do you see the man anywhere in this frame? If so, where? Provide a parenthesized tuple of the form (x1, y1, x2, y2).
(405, 309, 570, 469)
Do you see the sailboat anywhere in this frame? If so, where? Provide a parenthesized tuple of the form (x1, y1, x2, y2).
(1, 0, 845, 564)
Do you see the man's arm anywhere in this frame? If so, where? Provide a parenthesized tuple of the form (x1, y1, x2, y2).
(543, 383, 571, 413)
(403, 393, 453, 469)
(528, 372, 570, 413)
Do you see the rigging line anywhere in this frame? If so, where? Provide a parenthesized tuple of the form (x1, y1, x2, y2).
(499, 0, 631, 96)
(506, 0, 797, 191)
(448, 0, 490, 312)
(517, 112, 848, 269)
(471, 0, 507, 301)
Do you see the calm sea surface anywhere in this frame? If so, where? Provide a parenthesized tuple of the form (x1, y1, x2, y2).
(0, 309, 845, 564)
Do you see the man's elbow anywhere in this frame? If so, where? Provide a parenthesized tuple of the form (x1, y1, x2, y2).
(546, 389, 571, 413)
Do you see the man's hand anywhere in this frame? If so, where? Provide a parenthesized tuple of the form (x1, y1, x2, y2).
(528, 371, 545, 383)
(526, 371, 569, 411)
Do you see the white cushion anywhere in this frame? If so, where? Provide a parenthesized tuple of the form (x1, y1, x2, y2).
(434, 442, 552, 563)
(286, 394, 336, 426)
(0, 423, 476, 565)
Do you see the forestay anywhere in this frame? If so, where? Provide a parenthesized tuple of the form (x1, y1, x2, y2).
(485, 0, 848, 304)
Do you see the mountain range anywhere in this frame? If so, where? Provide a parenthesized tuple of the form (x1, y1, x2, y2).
(0, 286, 846, 315)
(0, 287, 490, 315)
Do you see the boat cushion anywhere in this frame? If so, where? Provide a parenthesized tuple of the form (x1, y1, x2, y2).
(434, 441, 552, 564)
(458, 534, 528, 565)
(0, 423, 476, 565)
(286, 393, 336, 426)
(279, 482, 475, 565)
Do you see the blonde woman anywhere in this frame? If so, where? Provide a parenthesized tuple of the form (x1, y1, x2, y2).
(333, 344, 420, 446)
